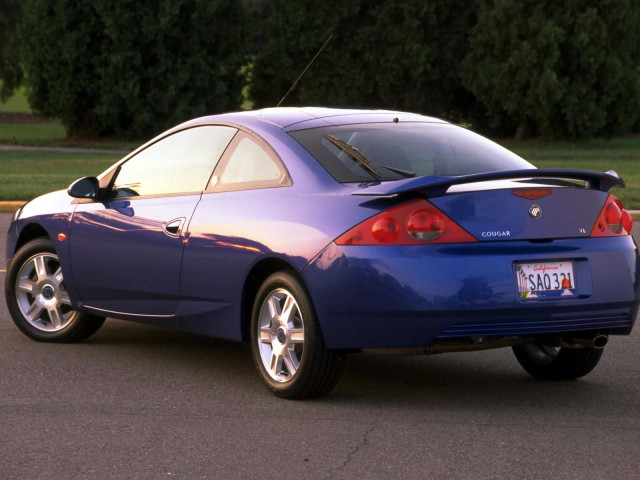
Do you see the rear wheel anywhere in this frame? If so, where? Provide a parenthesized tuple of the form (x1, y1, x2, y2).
(5, 238, 105, 343)
(512, 343, 603, 380)
(250, 271, 345, 399)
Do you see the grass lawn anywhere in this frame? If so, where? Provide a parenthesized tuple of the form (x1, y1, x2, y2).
(1, 87, 137, 149)
(0, 150, 121, 201)
(0, 122, 67, 143)
(506, 137, 640, 209)
(1, 85, 638, 209)
(0, 86, 31, 113)
(0, 140, 637, 210)
(0, 121, 137, 150)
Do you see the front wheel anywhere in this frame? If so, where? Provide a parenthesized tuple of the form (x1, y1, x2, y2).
(512, 343, 604, 381)
(250, 271, 345, 399)
(5, 237, 105, 343)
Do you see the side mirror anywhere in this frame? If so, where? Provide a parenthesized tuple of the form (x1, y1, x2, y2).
(68, 176, 100, 198)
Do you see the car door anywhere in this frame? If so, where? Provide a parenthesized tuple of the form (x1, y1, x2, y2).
(69, 125, 237, 317)
(176, 131, 293, 339)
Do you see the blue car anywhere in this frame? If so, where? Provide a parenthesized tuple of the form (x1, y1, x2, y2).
(4, 108, 639, 398)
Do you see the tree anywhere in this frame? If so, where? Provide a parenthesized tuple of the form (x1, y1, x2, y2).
(242, 0, 271, 57)
(20, 0, 247, 138)
(461, 0, 640, 139)
(250, 0, 476, 122)
(0, 0, 25, 101)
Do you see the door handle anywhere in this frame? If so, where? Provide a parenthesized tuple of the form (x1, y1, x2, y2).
(163, 218, 185, 237)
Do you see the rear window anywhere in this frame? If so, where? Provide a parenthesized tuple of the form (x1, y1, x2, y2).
(289, 122, 534, 182)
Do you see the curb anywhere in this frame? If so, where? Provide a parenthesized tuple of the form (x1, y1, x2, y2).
(0, 201, 25, 213)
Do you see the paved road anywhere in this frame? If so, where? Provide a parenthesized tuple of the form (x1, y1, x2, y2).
(1, 213, 639, 479)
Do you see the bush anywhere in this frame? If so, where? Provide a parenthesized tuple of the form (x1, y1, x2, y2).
(249, 0, 476, 122)
(20, 0, 247, 139)
(461, 0, 640, 139)
(0, 0, 25, 101)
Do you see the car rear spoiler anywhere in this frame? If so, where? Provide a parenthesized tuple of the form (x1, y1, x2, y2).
(351, 168, 625, 197)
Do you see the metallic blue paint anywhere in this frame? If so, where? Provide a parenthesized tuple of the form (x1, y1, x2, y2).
(303, 236, 639, 349)
(430, 187, 609, 241)
(5, 107, 639, 351)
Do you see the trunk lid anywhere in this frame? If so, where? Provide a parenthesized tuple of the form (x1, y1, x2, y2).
(430, 183, 609, 241)
(351, 169, 625, 242)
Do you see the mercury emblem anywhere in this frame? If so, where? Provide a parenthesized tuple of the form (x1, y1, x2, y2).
(529, 204, 542, 219)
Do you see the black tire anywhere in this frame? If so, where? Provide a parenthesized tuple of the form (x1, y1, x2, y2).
(5, 237, 105, 343)
(512, 343, 604, 381)
(250, 271, 346, 399)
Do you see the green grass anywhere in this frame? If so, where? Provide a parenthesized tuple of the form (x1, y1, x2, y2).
(0, 86, 31, 113)
(505, 137, 640, 209)
(0, 88, 138, 149)
(0, 121, 138, 150)
(0, 129, 137, 152)
(0, 150, 121, 200)
(0, 122, 67, 143)
(1, 85, 638, 208)
(0, 139, 638, 208)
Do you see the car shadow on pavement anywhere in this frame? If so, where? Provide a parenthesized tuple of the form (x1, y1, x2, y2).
(84, 318, 623, 415)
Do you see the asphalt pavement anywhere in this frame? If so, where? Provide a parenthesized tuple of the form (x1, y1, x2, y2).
(1, 213, 639, 479)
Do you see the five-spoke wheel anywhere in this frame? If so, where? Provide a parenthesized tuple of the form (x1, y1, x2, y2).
(256, 287, 306, 383)
(14, 250, 74, 332)
(5, 238, 105, 342)
(251, 271, 345, 399)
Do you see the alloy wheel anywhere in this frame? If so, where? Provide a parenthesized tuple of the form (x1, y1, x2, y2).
(256, 288, 306, 383)
(14, 252, 75, 332)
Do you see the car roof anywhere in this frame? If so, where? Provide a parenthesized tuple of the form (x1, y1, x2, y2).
(189, 107, 449, 132)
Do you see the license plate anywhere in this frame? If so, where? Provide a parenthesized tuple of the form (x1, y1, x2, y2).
(515, 261, 576, 299)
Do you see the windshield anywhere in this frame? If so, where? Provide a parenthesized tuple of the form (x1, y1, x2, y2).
(289, 122, 535, 183)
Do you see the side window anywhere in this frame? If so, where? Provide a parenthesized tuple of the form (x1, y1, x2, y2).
(208, 132, 291, 192)
(112, 125, 237, 197)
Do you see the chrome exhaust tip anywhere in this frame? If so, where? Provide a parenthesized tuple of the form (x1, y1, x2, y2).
(562, 335, 609, 350)
(592, 335, 609, 349)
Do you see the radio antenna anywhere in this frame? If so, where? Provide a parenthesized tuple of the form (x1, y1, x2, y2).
(276, 34, 333, 107)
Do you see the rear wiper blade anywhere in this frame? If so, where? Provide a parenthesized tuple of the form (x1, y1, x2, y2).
(324, 134, 381, 180)
(379, 164, 416, 178)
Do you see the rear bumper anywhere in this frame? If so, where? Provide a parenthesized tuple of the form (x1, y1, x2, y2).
(303, 236, 640, 349)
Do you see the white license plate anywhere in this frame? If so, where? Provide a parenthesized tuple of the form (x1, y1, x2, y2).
(515, 261, 576, 299)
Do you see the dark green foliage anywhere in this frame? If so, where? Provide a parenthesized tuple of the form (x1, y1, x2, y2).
(242, 0, 271, 56)
(462, 0, 640, 139)
(250, 0, 475, 122)
(20, 0, 247, 139)
(0, 0, 25, 101)
(13, 0, 640, 140)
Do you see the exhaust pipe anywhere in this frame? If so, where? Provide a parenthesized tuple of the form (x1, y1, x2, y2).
(562, 335, 608, 350)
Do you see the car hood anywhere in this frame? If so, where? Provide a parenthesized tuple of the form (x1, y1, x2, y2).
(15, 190, 74, 221)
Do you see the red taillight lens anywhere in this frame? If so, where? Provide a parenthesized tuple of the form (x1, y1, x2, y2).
(622, 209, 633, 233)
(591, 194, 632, 237)
(371, 218, 400, 244)
(406, 208, 445, 241)
(605, 201, 623, 233)
(336, 199, 477, 245)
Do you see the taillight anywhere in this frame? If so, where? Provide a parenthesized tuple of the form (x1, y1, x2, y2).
(406, 208, 445, 241)
(591, 195, 633, 237)
(511, 188, 552, 200)
(336, 199, 477, 245)
(622, 209, 633, 233)
(371, 218, 400, 244)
